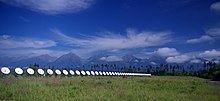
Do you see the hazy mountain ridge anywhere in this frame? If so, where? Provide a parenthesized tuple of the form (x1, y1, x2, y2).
(10, 54, 57, 67)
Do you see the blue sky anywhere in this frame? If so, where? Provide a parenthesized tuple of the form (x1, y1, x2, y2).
(0, 0, 220, 63)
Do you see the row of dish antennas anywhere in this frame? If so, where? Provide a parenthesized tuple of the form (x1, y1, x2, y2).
(0, 67, 151, 76)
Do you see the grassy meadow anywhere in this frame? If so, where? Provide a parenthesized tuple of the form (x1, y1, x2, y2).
(0, 76, 220, 101)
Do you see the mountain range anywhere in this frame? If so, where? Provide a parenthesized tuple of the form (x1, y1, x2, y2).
(0, 52, 209, 69)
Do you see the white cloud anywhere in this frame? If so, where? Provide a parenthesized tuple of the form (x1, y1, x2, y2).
(1, 35, 11, 39)
(154, 47, 179, 57)
(190, 59, 201, 63)
(166, 55, 191, 63)
(198, 49, 220, 60)
(214, 60, 219, 64)
(186, 27, 220, 44)
(29, 49, 68, 57)
(186, 35, 212, 44)
(210, 2, 220, 12)
(206, 28, 220, 37)
(52, 29, 171, 52)
(0, 0, 94, 14)
(150, 61, 157, 65)
(0, 35, 57, 49)
(99, 56, 122, 62)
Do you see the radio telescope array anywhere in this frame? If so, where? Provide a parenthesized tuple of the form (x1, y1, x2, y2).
(1, 67, 151, 77)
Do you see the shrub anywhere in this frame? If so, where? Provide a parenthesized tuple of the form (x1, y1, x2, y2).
(212, 71, 220, 81)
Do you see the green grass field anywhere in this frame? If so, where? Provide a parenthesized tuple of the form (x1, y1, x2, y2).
(0, 76, 220, 101)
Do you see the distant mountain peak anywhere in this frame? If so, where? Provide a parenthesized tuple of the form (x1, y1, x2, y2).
(122, 55, 137, 62)
(52, 52, 82, 68)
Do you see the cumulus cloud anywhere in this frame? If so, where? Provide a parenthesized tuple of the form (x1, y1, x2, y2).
(0, 35, 56, 49)
(154, 47, 179, 57)
(99, 56, 122, 62)
(210, 2, 220, 12)
(0, 0, 94, 14)
(166, 55, 191, 63)
(186, 35, 212, 44)
(52, 29, 172, 52)
(198, 49, 220, 60)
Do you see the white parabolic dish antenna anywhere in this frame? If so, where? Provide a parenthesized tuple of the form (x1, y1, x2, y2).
(27, 68, 34, 75)
(75, 70, 80, 75)
(99, 71, 102, 75)
(91, 71, 95, 76)
(112, 72, 115, 75)
(69, 70, 75, 75)
(47, 69, 53, 75)
(119, 73, 122, 75)
(86, 71, 90, 75)
(115, 72, 118, 76)
(103, 72, 106, 75)
(109, 72, 112, 75)
(37, 69, 44, 75)
(15, 68, 23, 75)
(63, 70, 68, 75)
(55, 69, 61, 75)
(81, 71, 86, 75)
(105, 72, 109, 75)
(95, 71, 99, 75)
(1, 67, 10, 74)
